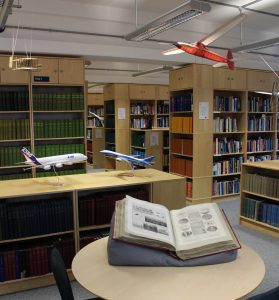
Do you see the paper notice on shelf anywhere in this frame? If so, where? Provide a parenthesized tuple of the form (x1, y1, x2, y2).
(95, 128, 103, 139)
(150, 132, 159, 146)
(118, 108, 126, 120)
(199, 102, 209, 120)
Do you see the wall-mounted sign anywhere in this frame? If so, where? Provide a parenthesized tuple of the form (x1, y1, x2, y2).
(33, 76, 50, 82)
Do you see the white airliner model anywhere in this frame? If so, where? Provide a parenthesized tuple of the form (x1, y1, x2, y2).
(100, 150, 155, 168)
(20, 147, 87, 170)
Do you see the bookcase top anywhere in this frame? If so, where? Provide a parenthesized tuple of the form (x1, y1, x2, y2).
(243, 160, 279, 171)
(0, 169, 185, 198)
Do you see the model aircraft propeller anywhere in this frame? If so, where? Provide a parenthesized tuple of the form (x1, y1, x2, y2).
(162, 13, 246, 70)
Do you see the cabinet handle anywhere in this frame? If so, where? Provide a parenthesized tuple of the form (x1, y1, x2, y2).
(60, 70, 63, 73)
(1, 68, 5, 71)
(54, 70, 58, 73)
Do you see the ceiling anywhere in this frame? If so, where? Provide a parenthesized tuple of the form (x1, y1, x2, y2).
(0, 0, 279, 92)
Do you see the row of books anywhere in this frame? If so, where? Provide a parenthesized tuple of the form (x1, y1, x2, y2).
(248, 96, 272, 112)
(247, 155, 272, 162)
(88, 107, 104, 116)
(157, 103, 169, 114)
(130, 118, 153, 129)
(78, 188, 149, 227)
(214, 117, 238, 133)
(214, 95, 241, 112)
(131, 132, 145, 147)
(170, 94, 193, 112)
(33, 96, 84, 111)
(0, 239, 75, 282)
(130, 104, 154, 115)
(157, 116, 169, 128)
(34, 143, 85, 158)
(105, 117, 115, 128)
(87, 118, 102, 127)
(33, 119, 84, 138)
(0, 146, 30, 167)
(33, 91, 84, 101)
(0, 198, 73, 240)
(212, 178, 240, 196)
(105, 101, 115, 114)
(214, 138, 242, 155)
(170, 137, 193, 156)
(247, 115, 272, 131)
(170, 156, 192, 177)
(36, 168, 86, 178)
(247, 137, 273, 152)
(243, 173, 279, 198)
(0, 119, 30, 140)
(242, 197, 279, 228)
(170, 116, 193, 134)
(213, 157, 244, 176)
(0, 172, 32, 181)
(0, 91, 29, 111)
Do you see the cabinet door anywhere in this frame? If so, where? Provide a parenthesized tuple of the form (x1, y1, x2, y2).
(31, 57, 59, 84)
(169, 67, 193, 91)
(213, 68, 246, 90)
(87, 93, 104, 105)
(247, 70, 275, 92)
(129, 84, 142, 99)
(156, 85, 169, 100)
(141, 85, 155, 99)
(0, 56, 29, 84)
(59, 58, 84, 85)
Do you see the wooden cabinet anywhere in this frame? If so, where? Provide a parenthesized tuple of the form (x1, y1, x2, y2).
(169, 66, 193, 91)
(240, 160, 279, 238)
(129, 84, 156, 100)
(0, 169, 185, 294)
(31, 57, 84, 85)
(213, 68, 247, 90)
(0, 56, 29, 84)
(247, 70, 275, 92)
(155, 85, 169, 100)
(87, 93, 104, 106)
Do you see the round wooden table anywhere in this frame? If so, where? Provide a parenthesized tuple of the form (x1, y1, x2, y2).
(72, 237, 265, 300)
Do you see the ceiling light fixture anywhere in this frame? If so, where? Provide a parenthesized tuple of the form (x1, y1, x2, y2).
(125, 0, 211, 42)
(132, 65, 173, 77)
(232, 36, 279, 53)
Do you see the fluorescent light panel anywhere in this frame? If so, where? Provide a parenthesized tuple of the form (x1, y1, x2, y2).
(125, 0, 211, 42)
(132, 66, 173, 77)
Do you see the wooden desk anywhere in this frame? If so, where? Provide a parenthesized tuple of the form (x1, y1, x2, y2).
(72, 237, 265, 300)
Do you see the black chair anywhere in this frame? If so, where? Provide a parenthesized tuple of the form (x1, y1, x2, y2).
(246, 286, 279, 300)
(50, 247, 101, 300)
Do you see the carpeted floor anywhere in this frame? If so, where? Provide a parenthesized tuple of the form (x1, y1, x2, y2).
(0, 198, 278, 300)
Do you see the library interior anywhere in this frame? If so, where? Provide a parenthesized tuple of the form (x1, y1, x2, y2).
(0, 0, 279, 299)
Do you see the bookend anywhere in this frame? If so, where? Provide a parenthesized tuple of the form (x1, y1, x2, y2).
(107, 214, 238, 267)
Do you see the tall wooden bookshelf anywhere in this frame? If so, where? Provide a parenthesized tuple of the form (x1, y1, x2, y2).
(86, 93, 104, 168)
(0, 169, 185, 294)
(169, 64, 278, 204)
(0, 55, 86, 180)
(240, 160, 279, 238)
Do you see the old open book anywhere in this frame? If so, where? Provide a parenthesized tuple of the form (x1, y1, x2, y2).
(113, 195, 241, 260)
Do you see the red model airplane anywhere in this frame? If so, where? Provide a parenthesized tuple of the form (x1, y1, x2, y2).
(162, 13, 246, 70)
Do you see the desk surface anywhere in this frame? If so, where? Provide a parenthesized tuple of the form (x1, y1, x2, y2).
(72, 237, 265, 300)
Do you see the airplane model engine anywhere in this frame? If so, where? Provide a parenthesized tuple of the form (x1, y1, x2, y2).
(43, 165, 51, 170)
(55, 163, 63, 168)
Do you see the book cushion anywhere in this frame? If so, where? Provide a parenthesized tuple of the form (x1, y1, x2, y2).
(107, 214, 238, 267)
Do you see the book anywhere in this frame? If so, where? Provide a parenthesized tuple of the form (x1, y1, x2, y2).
(113, 195, 240, 260)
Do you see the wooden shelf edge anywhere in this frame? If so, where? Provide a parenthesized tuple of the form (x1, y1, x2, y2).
(240, 217, 279, 238)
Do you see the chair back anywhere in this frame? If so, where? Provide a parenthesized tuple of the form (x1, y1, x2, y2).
(51, 247, 75, 300)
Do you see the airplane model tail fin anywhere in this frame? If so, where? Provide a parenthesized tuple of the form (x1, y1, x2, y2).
(20, 147, 41, 166)
(227, 50, 234, 70)
(143, 156, 155, 165)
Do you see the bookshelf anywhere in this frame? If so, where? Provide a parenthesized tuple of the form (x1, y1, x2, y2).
(0, 55, 86, 181)
(0, 169, 185, 294)
(169, 64, 277, 203)
(86, 93, 104, 168)
(240, 160, 279, 238)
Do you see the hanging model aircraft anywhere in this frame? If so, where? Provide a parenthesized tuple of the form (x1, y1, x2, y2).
(162, 13, 246, 70)
(88, 111, 104, 127)
(100, 150, 155, 169)
(19, 147, 87, 170)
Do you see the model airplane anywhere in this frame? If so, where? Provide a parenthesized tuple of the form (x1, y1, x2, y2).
(88, 111, 104, 127)
(162, 13, 246, 70)
(19, 147, 87, 170)
(100, 150, 155, 169)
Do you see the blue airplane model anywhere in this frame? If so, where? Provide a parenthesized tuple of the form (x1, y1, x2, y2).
(100, 150, 155, 169)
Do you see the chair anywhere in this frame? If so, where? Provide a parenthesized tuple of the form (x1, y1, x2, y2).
(50, 247, 101, 300)
(246, 286, 279, 300)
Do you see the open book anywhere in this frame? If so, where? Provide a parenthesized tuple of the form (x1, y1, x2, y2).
(113, 196, 241, 260)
